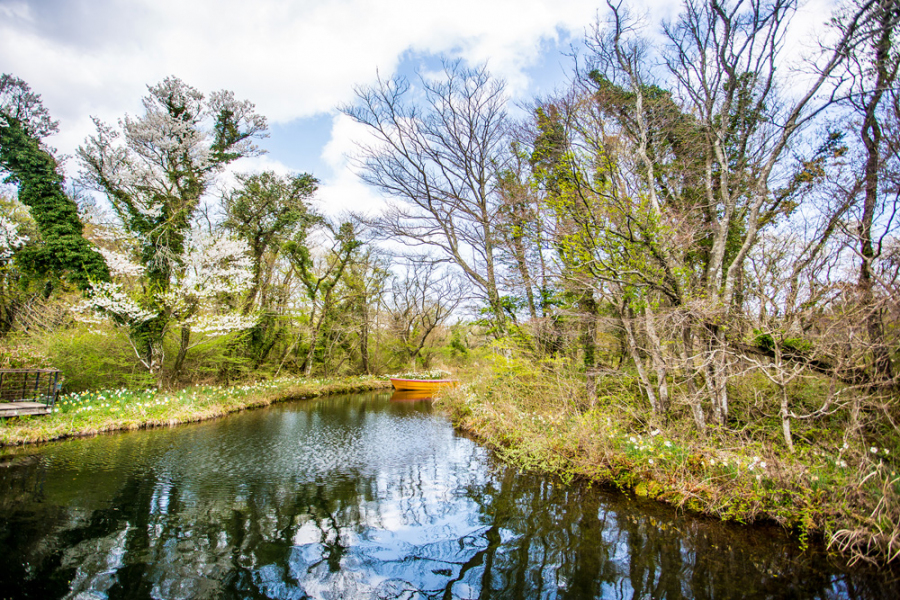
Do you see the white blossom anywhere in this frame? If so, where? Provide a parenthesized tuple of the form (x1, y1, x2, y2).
(84, 281, 156, 323)
(177, 232, 253, 297)
(188, 313, 258, 335)
(71, 307, 106, 325)
(97, 247, 145, 278)
(0, 216, 27, 261)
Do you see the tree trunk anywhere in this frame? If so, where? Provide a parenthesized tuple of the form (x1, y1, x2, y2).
(858, 2, 896, 382)
(644, 304, 669, 415)
(512, 229, 537, 320)
(304, 317, 323, 377)
(359, 305, 370, 374)
(621, 304, 659, 414)
(679, 323, 706, 429)
(304, 293, 332, 377)
(580, 294, 597, 370)
(702, 324, 729, 426)
(774, 342, 794, 452)
(172, 325, 191, 384)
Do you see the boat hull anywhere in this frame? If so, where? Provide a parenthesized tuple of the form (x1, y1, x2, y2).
(389, 378, 459, 393)
(390, 391, 434, 402)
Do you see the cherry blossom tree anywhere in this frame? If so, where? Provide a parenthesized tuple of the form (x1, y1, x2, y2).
(0, 215, 27, 263)
(77, 77, 267, 378)
(79, 230, 257, 383)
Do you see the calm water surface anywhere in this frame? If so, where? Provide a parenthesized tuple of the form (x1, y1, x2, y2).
(0, 392, 897, 599)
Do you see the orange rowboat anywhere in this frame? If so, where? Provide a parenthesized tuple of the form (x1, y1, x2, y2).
(389, 378, 459, 393)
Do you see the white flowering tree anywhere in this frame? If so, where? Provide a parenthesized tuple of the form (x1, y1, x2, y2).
(80, 230, 257, 382)
(76, 77, 267, 379)
(0, 214, 27, 263)
(0, 196, 34, 334)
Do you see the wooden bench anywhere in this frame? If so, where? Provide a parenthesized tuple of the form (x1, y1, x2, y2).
(0, 369, 61, 418)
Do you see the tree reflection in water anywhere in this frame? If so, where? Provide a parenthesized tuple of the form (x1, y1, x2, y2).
(0, 393, 896, 599)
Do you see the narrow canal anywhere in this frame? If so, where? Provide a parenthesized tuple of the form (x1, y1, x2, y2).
(1, 392, 897, 599)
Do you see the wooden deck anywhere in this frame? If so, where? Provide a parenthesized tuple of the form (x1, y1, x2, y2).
(0, 369, 60, 417)
(0, 402, 52, 417)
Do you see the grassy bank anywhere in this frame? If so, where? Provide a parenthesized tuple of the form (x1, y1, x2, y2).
(436, 357, 900, 566)
(0, 375, 391, 446)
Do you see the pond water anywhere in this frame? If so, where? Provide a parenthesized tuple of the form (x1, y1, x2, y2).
(0, 391, 897, 599)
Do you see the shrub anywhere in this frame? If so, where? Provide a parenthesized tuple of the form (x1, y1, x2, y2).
(38, 323, 153, 392)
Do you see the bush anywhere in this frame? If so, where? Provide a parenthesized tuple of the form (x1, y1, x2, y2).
(38, 323, 154, 392)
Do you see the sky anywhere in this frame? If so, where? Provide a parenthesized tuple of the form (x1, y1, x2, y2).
(1, 0, 835, 217)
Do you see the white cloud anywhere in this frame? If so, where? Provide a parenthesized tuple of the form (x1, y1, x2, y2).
(315, 113, 386, 218)
(0, 1, 31, 21)
(3, 0, 844, 212)
(1, 0, 603, 160)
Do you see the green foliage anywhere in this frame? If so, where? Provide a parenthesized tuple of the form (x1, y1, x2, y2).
(752, 330, 814, 354)
(224, 170, 319, 295)
(167, 329, 253, 386)
(437, 354, 899, 564)
(290, 222, 361, 303)
(448, 327, 468, 358)
(38, 324, 154, 392)
(0, 333, 54, 369)
(0, 75, 109, 290)
(223, 170, 322, 368)
(285, 220, 363, 375)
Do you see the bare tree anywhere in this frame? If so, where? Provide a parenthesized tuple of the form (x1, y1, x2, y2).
(833, 0, 900, 382)
(659, 0, 886, 422)
(340, 60, 512, 332)
(384, 260, 465, 365)
(552, 0, 883, 425)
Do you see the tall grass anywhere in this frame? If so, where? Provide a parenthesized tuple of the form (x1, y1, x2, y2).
(435, 351, 900, 565)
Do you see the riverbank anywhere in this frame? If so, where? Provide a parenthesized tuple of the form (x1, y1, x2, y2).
(0, 375, 391, 446)
(435, 362, 899, 566)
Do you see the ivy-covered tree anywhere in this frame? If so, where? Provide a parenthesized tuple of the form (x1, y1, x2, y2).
(223, 170, 319, 368)
(0, 74, 109, 290)
(224, 170, 318, 313)
(284, 221, 361, 376)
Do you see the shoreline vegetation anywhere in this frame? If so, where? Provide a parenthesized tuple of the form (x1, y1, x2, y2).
(2, 364, 898, 569)
(435, 359, 899, 568)
(0, 376, 390, 447)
